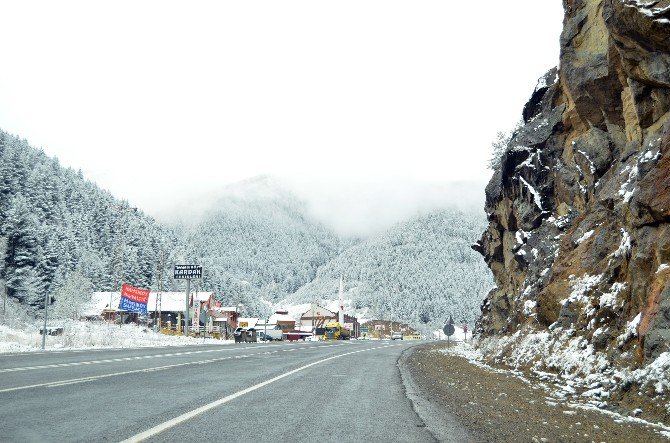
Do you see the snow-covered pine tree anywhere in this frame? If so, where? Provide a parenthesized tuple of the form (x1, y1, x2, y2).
(53, 270, 93, 320)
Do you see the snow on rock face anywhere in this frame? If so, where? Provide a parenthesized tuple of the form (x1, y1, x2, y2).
(474, 0, 670, 409)
(575, 229, 595, 244)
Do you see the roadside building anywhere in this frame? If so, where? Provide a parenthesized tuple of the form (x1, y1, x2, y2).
(362, 320, 416, 339)
(208, 305, 239, 327)
(83, 292, 122, 322)
(298, 304, 337, 336)
(297, 304, 360, 338)
(269, 309, 295, 332)
(88, 291, 216, 327)
(270, 309, 313, 340)
(342, 313, 360, 339)
(237, 317, 259, 329)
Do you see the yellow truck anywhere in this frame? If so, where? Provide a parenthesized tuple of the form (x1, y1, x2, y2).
(323, 321, 351, 340)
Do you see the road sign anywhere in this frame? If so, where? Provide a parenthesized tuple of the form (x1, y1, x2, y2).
(173, 265, 202, 279)
(360, 326, 369, 333)
(443, 315, 455, 336)
(173, 265, 202, 338)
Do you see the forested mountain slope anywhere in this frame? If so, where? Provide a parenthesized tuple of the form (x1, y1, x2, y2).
(287, 210, 493, 328)
(182, 177, 344, 315)
(0, 131, 176, 313)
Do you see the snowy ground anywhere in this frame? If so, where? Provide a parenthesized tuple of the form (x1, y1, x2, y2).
(0, 297, 233, 353)
(0, 321, 233, 353)
(442, 340, 670, 438)
(474, 327, 670, 418)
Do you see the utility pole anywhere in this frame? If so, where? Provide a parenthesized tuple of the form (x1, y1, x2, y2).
(390, 298, 394, 335)
(154, 250, 165, 332)
(109, 205, 136, 326)
(42, 291, 49, 350)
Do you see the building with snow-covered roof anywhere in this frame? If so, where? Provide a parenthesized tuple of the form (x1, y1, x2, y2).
(268, 309, 295, 332)
(87, 291, 217, 324)
(294, 303, 360, 338)
(298, 304, 337, 331)
(83, 292, 120, 320)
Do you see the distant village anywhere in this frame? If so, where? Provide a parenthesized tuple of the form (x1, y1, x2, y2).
(84, 291, 421, 341)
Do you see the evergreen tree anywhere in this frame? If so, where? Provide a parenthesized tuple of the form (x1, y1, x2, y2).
(53, 271, 93, 319)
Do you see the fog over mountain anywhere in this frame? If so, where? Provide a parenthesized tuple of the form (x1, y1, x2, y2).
(155, 175, 487, 239)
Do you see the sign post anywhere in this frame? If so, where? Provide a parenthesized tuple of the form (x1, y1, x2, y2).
(174, 265, 202, 338)
(443, 315, 455, 347)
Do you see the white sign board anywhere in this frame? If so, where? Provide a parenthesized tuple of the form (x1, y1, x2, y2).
(174, 265, 202, 279)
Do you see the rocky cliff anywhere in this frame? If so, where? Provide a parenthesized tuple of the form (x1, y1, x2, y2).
(474, 0, 670, 417)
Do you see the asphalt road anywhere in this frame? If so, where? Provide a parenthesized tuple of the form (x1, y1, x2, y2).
(0, 340, 450, 442)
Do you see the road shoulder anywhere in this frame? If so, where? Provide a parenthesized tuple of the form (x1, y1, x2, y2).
(398, 344, 473, 442)
(402, 342, 669, 443)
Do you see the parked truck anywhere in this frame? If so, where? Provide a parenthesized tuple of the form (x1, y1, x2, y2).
(323, 321, 351, 340)
(258, 328, 283, 341)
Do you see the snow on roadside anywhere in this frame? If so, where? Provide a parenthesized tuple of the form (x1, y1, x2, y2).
(0, 321, 233, 353)
(437, 340, 670, 438)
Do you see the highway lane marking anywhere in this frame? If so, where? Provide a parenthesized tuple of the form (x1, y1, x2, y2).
(0, 351, 283, 393)
(121, 343, 404, 443)
(0, 343, 350, 392)
(0, 342, 340, 373)
(0, 346, 279, 373)
(0, 339, 324, 358)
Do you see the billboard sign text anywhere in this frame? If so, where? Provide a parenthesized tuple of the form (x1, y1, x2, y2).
(174, 265, 202, 280)
(119, 283, 150, 315)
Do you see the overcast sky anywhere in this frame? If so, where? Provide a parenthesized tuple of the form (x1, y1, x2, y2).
(0, 1, 563, 224)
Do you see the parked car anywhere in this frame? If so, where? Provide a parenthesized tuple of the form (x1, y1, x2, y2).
(391, 331, 403, 340)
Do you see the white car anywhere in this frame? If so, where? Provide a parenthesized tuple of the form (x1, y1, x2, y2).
(391, 331, 403, 340)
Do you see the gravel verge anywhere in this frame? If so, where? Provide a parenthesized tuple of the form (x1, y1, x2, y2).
(400, 342, 669, 442)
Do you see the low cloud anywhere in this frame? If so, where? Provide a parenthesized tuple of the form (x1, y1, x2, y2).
(149, 175, 488, 238)
(282, 176, 487, 238)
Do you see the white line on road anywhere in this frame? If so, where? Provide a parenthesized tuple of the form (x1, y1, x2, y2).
(0, 344, 348, 393)
(0, 342, 340, 373)
(0, 345, 277, 373)
(121, 344, 402, 443)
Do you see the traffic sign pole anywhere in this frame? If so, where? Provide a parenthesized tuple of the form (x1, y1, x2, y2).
(184, 278, 190, 337)
(174, 265, 202, 338)
(443, 315, 455, 348)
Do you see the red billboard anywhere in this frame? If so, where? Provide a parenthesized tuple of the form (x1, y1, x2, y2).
(119, 283, 150, 314)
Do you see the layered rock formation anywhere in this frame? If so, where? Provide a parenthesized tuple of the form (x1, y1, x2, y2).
(474, 0, 670, 404)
